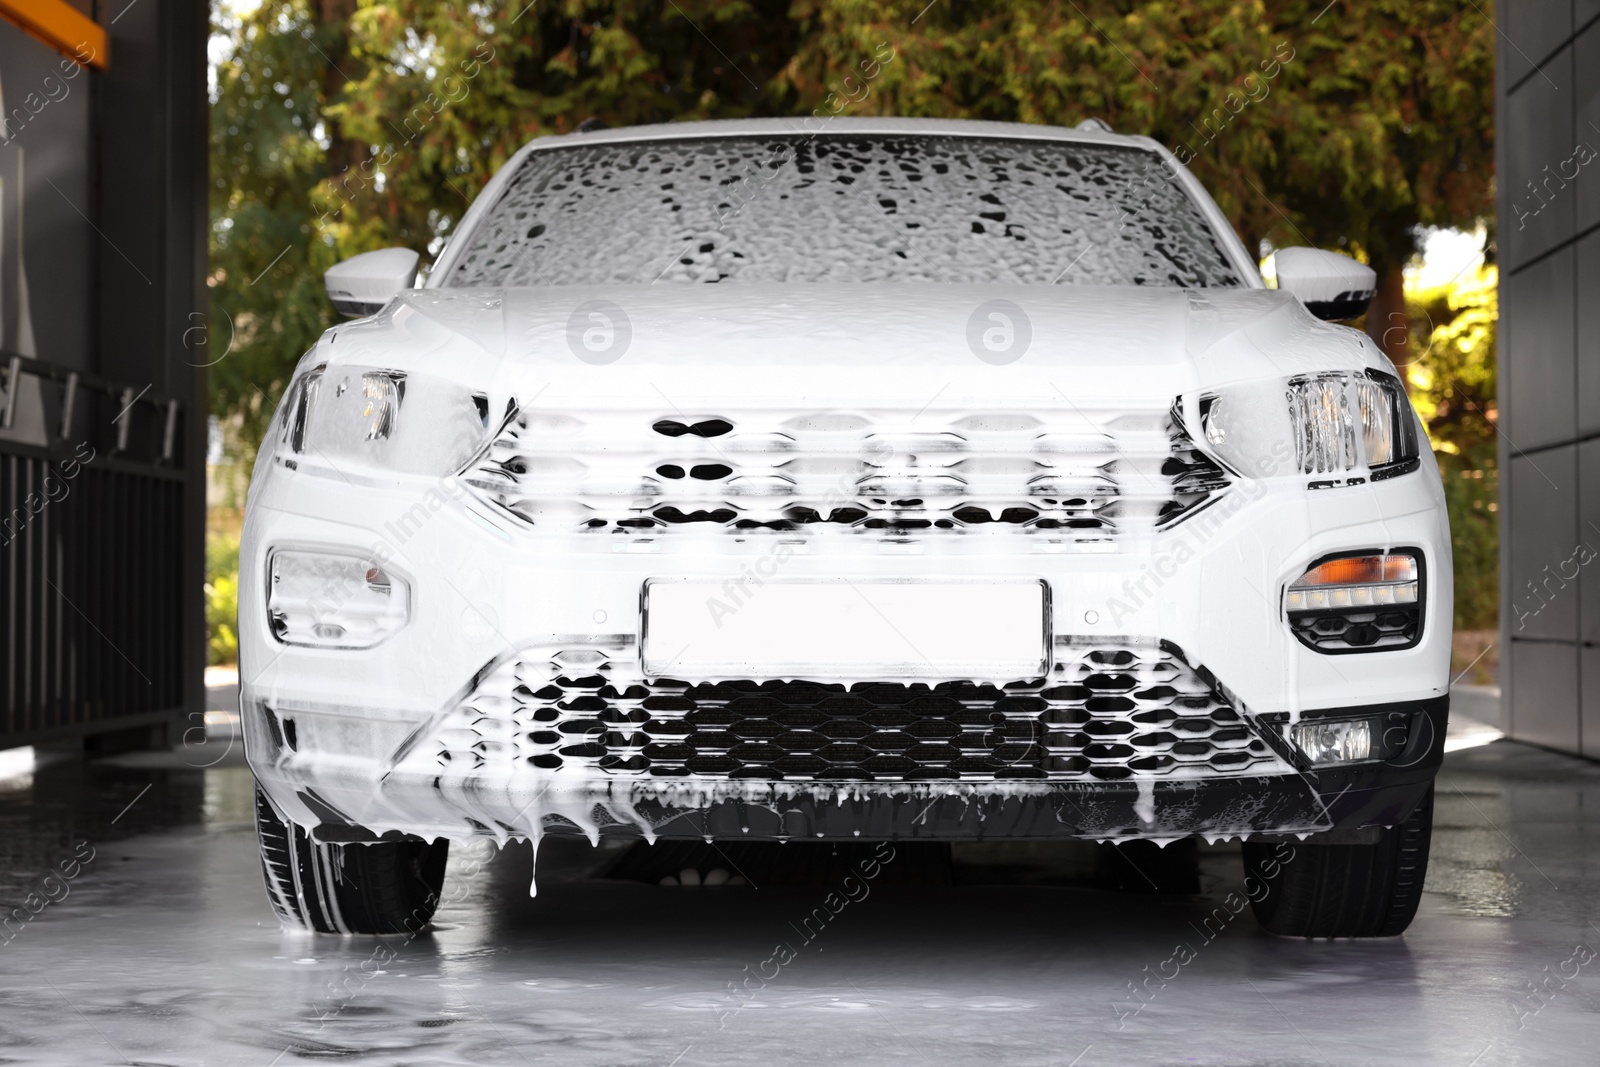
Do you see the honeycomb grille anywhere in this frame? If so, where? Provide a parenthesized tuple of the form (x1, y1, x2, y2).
(1289, 605, 1421, 652)
(420, 644, 1288, 783)
(459, 403, 1228, 542)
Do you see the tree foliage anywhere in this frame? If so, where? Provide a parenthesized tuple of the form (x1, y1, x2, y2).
(209, 0, 332, 442)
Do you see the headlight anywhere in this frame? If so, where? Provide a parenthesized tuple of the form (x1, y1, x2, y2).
(1194, 370, 1419, 484)
(277, 364, 493, 476)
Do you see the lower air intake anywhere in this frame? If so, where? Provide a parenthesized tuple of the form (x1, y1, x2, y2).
(422, 644, 1288, 783)
(1288, 605, 1421, 652)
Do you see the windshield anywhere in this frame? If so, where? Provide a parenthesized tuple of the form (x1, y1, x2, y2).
(445, 134, 1244, 288)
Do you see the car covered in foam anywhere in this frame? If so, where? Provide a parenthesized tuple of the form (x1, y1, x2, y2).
(242, 117, 1448, 937)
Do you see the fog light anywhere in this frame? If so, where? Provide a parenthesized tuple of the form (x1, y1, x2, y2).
(267, 548, 409, 649)
(1291, 718, 1372, 765)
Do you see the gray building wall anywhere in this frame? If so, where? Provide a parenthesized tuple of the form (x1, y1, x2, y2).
(1499, 3, 1600, 758)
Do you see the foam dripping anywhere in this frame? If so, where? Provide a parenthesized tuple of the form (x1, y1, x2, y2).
(1134, 779, 1157, 826)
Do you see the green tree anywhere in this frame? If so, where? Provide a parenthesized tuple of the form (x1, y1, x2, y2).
(208, 0, 347, 459)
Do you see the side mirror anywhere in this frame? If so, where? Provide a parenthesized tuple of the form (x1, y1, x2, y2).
(324, 248, 420, 317)
(1268, 247, 1377, 322)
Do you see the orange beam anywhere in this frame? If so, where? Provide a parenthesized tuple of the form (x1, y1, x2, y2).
(0, 0, 108, 70)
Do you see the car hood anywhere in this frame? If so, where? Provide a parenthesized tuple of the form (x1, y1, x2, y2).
(327, 282, 1387, 406)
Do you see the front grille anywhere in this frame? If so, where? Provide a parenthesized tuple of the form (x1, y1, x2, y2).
(459, 402, 1228, 542)
(1289, 605, 1421, 652)
(420, 642, 1289, 783)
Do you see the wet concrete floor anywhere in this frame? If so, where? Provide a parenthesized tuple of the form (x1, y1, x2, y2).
(0, 722, 1595, 1066)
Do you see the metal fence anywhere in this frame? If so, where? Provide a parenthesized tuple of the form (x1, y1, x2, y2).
(1, 354, 189, 744)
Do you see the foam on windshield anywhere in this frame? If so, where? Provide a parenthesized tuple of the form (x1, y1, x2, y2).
(447, 135, 1244, 288)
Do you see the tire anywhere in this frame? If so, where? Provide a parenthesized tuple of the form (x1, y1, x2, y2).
(254, 783, 449, 934)
(1242, 785, 1433, 938)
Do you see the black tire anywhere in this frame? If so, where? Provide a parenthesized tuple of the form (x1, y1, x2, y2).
(1242, 786, 1433, 937)
(254, 784, 449, 934)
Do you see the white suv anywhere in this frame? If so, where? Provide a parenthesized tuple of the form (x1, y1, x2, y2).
(242, 118, 1449, 937)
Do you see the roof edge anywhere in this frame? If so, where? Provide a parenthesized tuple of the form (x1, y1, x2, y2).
(529, 116, 1156, 153)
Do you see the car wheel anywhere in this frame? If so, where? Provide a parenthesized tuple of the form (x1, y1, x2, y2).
(1242, 785, 1432, 938)
(254, 783, 449, 934)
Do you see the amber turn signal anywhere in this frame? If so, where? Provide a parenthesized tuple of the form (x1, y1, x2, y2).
(1286, 552, 1419, 613)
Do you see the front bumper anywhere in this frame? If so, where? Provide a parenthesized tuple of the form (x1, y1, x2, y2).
(240, 383, 1452, 845)
(249, 695, 1445, 843)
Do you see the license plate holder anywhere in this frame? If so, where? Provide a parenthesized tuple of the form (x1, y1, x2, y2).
(641, 579, 1049, 680)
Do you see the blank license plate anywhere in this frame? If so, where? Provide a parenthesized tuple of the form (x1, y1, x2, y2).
(641, 580, 1048, 680)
